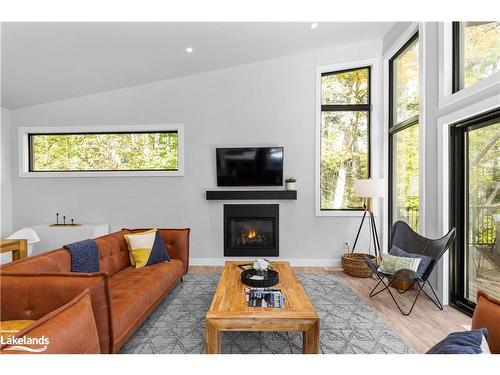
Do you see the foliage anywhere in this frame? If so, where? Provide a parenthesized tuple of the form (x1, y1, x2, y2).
(32, 132, 178, 171)
(394, 38, 419, 124)
(467, 122, 499, 246)
(463, 22, 500, 88)
(285, 177, 297, 183)
(393, 124, 420, 231)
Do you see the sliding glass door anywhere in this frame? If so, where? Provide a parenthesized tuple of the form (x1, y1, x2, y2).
(451, 108, 500, 314)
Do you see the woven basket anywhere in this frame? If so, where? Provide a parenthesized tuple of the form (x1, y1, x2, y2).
(341, 252, 376, 278)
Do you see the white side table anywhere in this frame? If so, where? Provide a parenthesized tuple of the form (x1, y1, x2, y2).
(26, 224, 110, 256)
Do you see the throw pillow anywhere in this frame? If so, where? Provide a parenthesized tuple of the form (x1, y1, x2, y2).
(124, 229, 170, 268)
(426, 328, 489, 354)
(378, 253, 421, 275)
(389, 245, 434, 277)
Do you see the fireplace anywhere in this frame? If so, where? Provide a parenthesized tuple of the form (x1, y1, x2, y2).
(224, 204, 279, 257)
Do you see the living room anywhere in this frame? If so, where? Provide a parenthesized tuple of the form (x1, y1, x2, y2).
(1, 1, 499, 373)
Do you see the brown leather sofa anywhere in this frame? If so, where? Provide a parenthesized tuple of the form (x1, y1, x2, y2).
(0, 228, 190, 353)
(472, 290, 500, 354)
(1, 289, 100, 354)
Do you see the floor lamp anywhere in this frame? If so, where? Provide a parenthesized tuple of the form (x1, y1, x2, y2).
(352, 179, 384, 260)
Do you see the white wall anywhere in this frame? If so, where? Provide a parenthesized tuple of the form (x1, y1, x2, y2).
(9, 40, 384, 265)
(1, 107, 13, 237)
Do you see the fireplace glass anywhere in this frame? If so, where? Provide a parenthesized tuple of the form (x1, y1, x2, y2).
(229, 218, 275, 249)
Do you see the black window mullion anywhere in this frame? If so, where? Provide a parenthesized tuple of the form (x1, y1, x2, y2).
(321, 104, 370, 112)
(388, 115, 419, 135)
(452, 21, 463, 93)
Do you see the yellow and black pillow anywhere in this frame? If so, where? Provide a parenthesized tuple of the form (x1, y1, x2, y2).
(124, 229, 170, 268)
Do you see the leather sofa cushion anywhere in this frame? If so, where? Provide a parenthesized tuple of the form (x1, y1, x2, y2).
(472, 290, 500, 354)
(109, 259, 184, 345)
(1, 290, 100, 354)
(96, 230, 132, 277)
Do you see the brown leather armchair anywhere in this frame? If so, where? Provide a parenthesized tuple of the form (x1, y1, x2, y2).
(0, 228, 190, 353)
(1, 289, 100, 354)
(472, 290, 500, 353)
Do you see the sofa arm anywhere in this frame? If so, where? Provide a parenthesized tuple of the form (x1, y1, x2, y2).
(0, 272, 113, 354)
(1, 289, 100, 354)
(159, 228, 190, 274)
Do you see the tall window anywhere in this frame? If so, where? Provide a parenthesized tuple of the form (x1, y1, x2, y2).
(453, 22, 500, 92)
(451, 108, 500, 315)
(20, 125, 184, 177)
(319, 66, 371, 211)
(389, 33, 420, 232)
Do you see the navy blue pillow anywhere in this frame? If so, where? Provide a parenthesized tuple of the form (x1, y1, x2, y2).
(389, 245, 433, 277)
(426, 329, 488, 354)
(145, 230, 170, 266)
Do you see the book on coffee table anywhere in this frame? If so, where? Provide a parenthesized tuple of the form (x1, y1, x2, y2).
(245, 287, 284, 308)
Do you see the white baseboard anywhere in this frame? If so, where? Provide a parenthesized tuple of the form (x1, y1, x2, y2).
(189, 258, 341, 267)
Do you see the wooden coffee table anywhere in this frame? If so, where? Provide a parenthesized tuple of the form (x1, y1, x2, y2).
(205, 261, 319, 354)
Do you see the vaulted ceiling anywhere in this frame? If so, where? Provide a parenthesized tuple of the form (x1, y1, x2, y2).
(1, 22, 393, 108)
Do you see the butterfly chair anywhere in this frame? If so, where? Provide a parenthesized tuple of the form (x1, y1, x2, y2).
(364, 221, 456, 316)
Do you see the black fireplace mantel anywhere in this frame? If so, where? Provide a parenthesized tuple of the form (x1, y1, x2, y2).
(206, 190, 297, 200)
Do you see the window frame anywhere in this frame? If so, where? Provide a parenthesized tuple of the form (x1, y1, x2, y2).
(449, 107, 500, 316)
(451, 21, 463, 94)
(388, 32, 420, 234)
(18, 124, 185, 178)
(452, 21, 500, 94)
(315, 60, 376, 217)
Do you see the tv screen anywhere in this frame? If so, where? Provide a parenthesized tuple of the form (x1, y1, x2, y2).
(216, 147, 283, 187)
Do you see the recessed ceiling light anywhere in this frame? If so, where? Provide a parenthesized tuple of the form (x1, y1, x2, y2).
(310, 23, 318, 29)
(185, 47, 193, 53)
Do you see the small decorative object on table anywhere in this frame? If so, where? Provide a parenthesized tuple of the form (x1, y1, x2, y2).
(49, 213, 82, 227)
(285, 177, 297, 190)
(240, 259, 279, 287)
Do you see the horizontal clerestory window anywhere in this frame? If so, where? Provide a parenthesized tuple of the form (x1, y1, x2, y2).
(19, 125, 184, 177)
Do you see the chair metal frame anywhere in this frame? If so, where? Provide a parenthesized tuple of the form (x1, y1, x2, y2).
(364, 221, 456, 316)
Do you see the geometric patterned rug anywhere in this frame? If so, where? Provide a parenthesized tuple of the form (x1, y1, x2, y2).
(121, 273, 415, 354)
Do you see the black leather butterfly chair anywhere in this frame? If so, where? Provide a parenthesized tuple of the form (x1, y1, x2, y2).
(364, 221, 456, 316)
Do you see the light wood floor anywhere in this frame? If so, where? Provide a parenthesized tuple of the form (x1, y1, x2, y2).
(189, 265, 471, 353)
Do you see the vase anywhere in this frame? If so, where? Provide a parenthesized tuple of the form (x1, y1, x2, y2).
(286, 182, 296, 190)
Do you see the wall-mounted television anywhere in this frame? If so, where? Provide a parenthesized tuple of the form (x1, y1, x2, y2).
(216, 147, 283, 187)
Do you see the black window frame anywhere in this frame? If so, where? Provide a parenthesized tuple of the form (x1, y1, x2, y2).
(28, 130, 179, 173)
(449, 107, 500, 316)
(388, 32, 420, 236)
(452, 21, 463, 93)
(319, 65, 372, 211)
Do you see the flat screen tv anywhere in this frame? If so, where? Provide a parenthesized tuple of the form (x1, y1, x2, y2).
(216, 147, 283, 187)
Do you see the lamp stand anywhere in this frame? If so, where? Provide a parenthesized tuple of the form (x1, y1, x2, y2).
(351, 197, 380, 261)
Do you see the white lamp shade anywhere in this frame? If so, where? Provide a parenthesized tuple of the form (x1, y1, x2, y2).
(353, 179, 385, 198)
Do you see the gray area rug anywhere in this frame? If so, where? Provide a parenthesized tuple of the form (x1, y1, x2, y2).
(121, 273, 415, 354)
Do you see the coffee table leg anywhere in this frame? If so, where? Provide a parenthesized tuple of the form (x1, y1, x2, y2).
(206, 320, 221, 354)
(303, 320, 320, 354)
